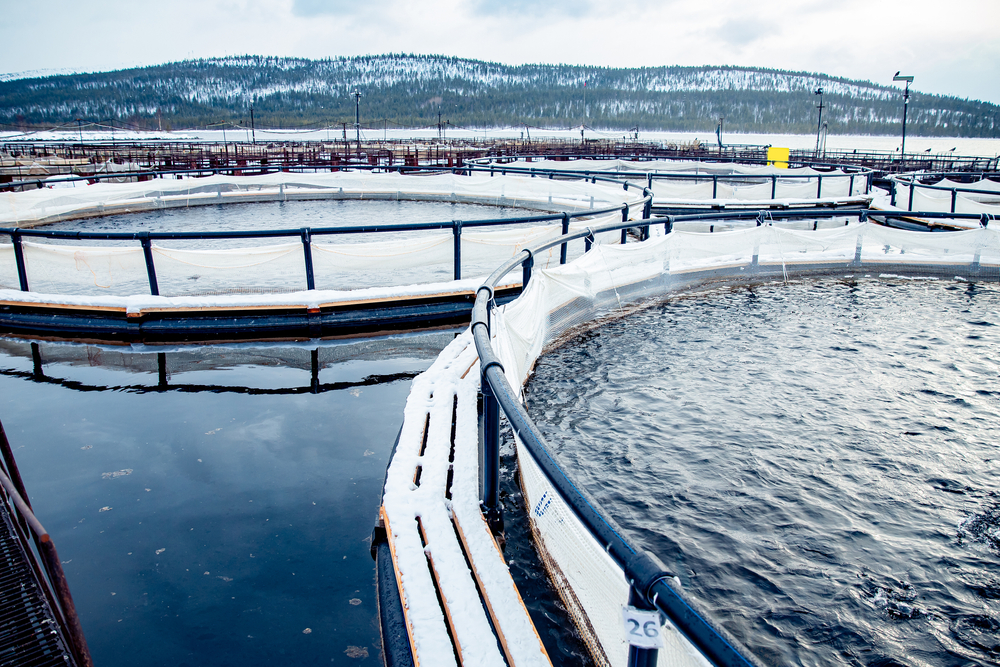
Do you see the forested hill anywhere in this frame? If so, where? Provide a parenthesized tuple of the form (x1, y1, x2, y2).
(1, 54, 997, 137)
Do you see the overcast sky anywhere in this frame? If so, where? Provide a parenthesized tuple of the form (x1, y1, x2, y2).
(2, 0, 998, 104)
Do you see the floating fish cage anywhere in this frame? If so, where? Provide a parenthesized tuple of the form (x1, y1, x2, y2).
(2, 158, 996, 666)
(378, 186, 999, 666)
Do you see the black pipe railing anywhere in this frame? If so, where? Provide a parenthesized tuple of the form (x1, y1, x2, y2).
(471, 205, 995, 667)
(890, 174, 1000, 213)
(2, 159, 876, 196)
(0, 167, 647, 295)
(0, 419, 93, 667)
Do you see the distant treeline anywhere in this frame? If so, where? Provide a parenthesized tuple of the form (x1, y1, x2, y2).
(1, 54, 997, 137)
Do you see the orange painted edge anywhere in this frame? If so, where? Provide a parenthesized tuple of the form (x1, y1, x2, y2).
(381, 505, 422, 667)
(453, 511, 552, 665)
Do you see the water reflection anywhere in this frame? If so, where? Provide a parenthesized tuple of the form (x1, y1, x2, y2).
(0, 330, 458, 667)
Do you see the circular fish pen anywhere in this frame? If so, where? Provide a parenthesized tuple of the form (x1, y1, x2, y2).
(381, 200, 1000, 666)
(0, 168, 651, 340)
(0, 161, 874, 341)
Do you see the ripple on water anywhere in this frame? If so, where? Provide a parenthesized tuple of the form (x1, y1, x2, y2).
(525, 278, 1000, 666)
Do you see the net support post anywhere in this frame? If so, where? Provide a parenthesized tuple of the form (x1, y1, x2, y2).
(951, 189, 958, 213)
(627, 585, 660, 667)
(11, 229, 29, 292)
(817, 175, 823, 198)
(300, 228, 315, 290)
(771, 175, 777, 200)
(140, 234, 159, 296)
(521, 251, 534, 289)
(560, 213, 569, 264)
(452, 219, 463, 281)
(480, 366, 503, 537)
(908, 182, 915, 211)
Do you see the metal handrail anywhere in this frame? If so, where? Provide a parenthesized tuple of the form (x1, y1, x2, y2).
(0, 421, 93, 667)
(887, 174, 1000, 213)
(0, 166, 646, 295)
(470, 205, 994, 667)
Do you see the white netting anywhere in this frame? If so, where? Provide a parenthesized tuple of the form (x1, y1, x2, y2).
(151, 243, 309, 295)
(904, 180, 1000, 214)
(21, 241, 149, 296)
(488, 159, 868, 200)
(0, 244, 19, 290)
(483, 222, 1000, 667)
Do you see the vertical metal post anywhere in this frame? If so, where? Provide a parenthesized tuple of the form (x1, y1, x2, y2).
(849, 174, 855, 196)
(140, 234, 159, 296)
(908, 181, 915, 211)
(585, 233, 593, 253)
(11, 230, 29, 292)
(481, 371, 502, 534)
(37, 537, 94, 667)
(621, 228, 628, 244)
(817, 175, 823, 199)
(771, 175, 777, 199)
(0, 418, 30, 509)
(560, 213, 570, 265)
(521, 253, 533, 289)
(627, 586, 659, 667)
(453, 220, 462, 281)
(712, 175, 718, 199)
(951, 189, 957, 213)
(300, 228, 315, 290)
(890, 180, 897, 206)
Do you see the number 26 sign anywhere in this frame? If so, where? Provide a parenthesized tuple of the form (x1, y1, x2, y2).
(621, 606, 665, 649)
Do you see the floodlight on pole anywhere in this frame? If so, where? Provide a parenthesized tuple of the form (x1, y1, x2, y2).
(814, 88, 825, 154)
(893, 73, 914, 160)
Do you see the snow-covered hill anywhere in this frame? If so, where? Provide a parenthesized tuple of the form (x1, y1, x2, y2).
(1, 54, 996, 136)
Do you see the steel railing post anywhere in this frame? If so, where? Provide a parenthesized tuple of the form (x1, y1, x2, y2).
(300, 228, 316, 290)
(11, 229, 29, 292)
(560, 213, 570, 265)
(626, 585, 660, 667)
(453, 220, 463, 281)
(481, 369, 502, 535)
(140, 234, 159, 296)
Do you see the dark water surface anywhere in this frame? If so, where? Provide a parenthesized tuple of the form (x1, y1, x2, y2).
(525, 277, 1000, 666)
(0, 332, 457, 666)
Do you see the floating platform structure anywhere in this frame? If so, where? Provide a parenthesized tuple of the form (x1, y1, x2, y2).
(1, 157, 998, 666)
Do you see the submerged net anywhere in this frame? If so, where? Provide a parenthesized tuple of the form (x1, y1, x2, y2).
(485, 222, 1000, 667)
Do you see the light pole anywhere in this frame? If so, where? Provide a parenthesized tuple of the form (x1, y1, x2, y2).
(352, 89, 362, 148)
(893, 72, 913, 160)
(814, 88, 824, 154)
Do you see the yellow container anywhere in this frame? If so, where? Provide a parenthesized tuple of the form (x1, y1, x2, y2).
(766, 146, 790, 169)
